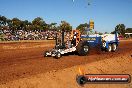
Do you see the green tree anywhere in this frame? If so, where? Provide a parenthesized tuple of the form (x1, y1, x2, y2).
(20, 20, 33, 31)
(9, 17, 22, 35)
(0, 16, 8, 31)
(76, 23, 89, 34)
(49, 22, 57, 31)
(125, 28, 132, 38)
(98, 32, 103, 35)
(59, 21, 72, 32)
(104, 32, 109, 34)
(115, 24, 126, 36)
(126, 28, 132, 33)
(32, 17, 46, 31)
(0, 15, 7, 26)
(12, 18, 22, 30)
(7, 19, 12, 27)
(111, 24, 126, 37)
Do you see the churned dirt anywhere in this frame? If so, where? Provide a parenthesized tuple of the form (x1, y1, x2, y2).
(0, 40, 132, 88)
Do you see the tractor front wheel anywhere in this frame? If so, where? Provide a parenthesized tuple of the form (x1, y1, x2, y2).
(44, 51, 49, 57)
(112, 43, 117, 52)
(55, 52, 61, 59)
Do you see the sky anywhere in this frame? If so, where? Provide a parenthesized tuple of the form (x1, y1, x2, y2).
(0, 0, 132, 33)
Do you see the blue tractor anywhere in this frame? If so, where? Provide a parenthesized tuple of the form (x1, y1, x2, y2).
(81, 30, 119, 52)
(44, 28, 119, 59)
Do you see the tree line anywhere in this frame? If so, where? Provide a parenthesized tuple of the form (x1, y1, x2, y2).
(0, 15, 73, 34)
(111, 24, 132, 37)
(0, 15, 132, 37)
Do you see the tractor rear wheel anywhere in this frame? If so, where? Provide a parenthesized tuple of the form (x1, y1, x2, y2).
(112, 43, 117, 52)
(106, 44, 112, 52)
(76, 41, 89, 56)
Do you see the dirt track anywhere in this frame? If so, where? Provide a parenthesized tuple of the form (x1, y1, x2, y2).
(0, 40, 132, 85)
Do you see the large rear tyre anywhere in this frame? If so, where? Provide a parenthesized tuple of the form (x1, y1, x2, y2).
(55, 52, 61, 59)
(77, 41, 89, 56)
(111, 43, 117, 52)
(106, 44, 112, 52)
